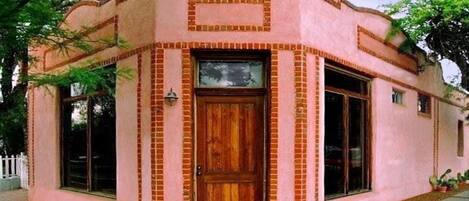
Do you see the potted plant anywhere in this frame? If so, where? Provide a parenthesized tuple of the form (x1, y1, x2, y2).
(464, 170, 469, 184)
(429, 175, 449, 192)
(457, 172, 466, 188)
(448, 177, 459, 190)
(437, 179, 449, 193)
(429, 169, 452, 193)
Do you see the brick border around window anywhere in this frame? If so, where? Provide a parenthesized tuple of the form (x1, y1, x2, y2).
(269, 49, 279, 201)
(28, 88, 35, 187)
(181, 48, 193, 201)
(314, 55, 320, 201)
(136, 54, 143, 201)
(187, 0, 271, 32)
(150, 48, 165, 201)
(294, 48, 307, 201)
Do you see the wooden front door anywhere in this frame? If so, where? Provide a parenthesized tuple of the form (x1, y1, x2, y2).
(196, 94, 265, 201)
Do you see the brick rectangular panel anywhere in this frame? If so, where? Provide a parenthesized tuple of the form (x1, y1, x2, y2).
(357, 26, 418, 74)
(188, 0, 271, 32)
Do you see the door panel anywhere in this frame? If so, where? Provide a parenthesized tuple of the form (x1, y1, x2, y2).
(197, 95, 264, 201)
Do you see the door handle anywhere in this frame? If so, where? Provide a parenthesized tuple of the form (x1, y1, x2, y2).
(196, 165, 202, 176)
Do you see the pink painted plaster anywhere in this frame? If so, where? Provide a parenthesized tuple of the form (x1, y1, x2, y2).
(277, 50, 296, 201)
(29, 0, 469, 201)
(195, 4, 264, 26)
(163, 49, 184, 201)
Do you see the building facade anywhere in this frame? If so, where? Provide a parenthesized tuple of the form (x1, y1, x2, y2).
(28, 0, 469, 201)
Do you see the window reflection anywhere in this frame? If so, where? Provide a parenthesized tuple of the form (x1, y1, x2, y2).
(198, 61, 263, 88)
(61, 65, 116, 195)
(63, 100, 88, 189)
(91, 95, 116, 194)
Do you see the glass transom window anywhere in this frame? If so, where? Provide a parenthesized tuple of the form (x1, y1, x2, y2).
(198, 60, 264, 88)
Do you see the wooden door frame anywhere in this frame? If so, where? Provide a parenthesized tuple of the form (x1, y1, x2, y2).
(191, 50, 271, 201)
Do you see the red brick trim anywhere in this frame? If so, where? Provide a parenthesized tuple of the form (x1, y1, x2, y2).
(155, 49, 165, 201)
(294, 48, 307, 201)
(150, 48, 156, 201)
(136, 54, 143, 201)
(187, 0, 271, 32)
(357, 25, 418, 74)
(181, 48, 193, 201)
(150, 48, 165, 201)
(63, 1, 100, 21)
(314, 56, 320, 201)
(270, 49, 279, 201)
(28, 88, 35, 187)
(43, 16, 118, 71)
(433, 100, 440, 175)
(325, 0, 342, 9)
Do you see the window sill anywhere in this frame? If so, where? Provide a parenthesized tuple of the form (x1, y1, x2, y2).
(60, 187, 116, 200)
(326, 189, 372, 200)
(393, 103, 406, 107)
(418, 112, 432, 119)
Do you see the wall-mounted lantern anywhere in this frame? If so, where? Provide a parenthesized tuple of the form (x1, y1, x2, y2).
(164, 88, 179, 106)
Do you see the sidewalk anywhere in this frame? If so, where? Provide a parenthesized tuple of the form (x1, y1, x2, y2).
(444, 191, 469, 200)
(0, 189, 28, 201)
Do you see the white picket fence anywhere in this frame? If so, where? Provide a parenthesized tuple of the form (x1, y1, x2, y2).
(0, 153, 28, 189)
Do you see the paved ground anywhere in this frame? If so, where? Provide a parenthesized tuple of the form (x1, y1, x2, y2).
(444, 191, 469, 200)
(0, 189, 28, 201)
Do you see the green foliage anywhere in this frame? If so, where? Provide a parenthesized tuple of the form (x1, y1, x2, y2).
(0, 0, 133, 154)
(0, 0, 80, 154)
(0, 92, 26, 155)
(465, 170, 469, 180)
(28, 62, 134, 96)
(385, 0, 469, 92)
(385, 0, 469, 43)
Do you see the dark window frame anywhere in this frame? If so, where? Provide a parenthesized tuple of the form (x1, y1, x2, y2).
(392, 88, 405, 105)
(417, 93, 431, 117)
(324, 66, 372, 200)
(458, 120, 464, 157)
(60, 66, 117, 198)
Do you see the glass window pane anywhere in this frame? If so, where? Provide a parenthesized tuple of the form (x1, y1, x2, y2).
(325, 69, 368, 95)
(91, 95, 116, 194)
(325, 92, 345, 197)
(63, 100, 88, 189)
(418, 94, 431, 114)
(198, 61, 263, 88)
(348, 98, 368, 192)
(392, 89, 404, 105)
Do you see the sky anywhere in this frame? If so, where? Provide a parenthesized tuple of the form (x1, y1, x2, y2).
(348, 0, 461, 84)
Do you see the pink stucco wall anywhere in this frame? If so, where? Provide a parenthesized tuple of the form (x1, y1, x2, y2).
(28, 0, 469, 201)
